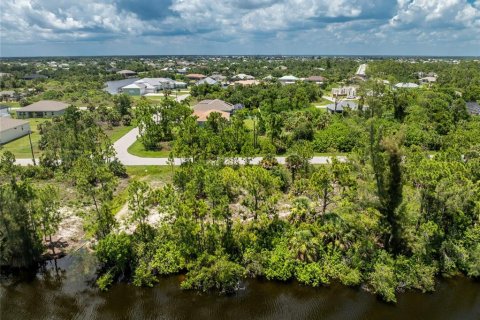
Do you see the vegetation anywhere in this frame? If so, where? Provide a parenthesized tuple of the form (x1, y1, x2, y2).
(1, 56, 480, 303)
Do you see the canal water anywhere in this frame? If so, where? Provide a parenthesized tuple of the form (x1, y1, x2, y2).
(1, 249, 479, 320)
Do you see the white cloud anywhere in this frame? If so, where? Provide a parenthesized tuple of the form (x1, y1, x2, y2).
(0, 0, 479, 55)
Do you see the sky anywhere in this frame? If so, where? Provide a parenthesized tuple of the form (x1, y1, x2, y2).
(0, 0, 479, 57)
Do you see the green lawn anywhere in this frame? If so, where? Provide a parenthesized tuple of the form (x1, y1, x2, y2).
(127, 140, 172, 158)
(126, 165, 174, 184)
(0, 118, 49, 159)
(104, 125, 133, 142)
(312, 97, 332, 106)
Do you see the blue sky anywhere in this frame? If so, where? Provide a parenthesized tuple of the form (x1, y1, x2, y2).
(1, 0, 479, 57)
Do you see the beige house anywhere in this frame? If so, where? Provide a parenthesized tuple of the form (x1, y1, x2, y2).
(16, 100, 70, 118)
(192, 99, 234, 124)
(0, 118, 31, 144)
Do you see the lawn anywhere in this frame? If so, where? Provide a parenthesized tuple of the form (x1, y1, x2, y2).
(125, 165, 174, 184)
(0, 118, 49, 159)
(127, 140, 172, 158)
(312, 97, 332, 106)
(104, 125, 133, 142)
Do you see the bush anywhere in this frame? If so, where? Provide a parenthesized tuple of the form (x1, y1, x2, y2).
(295, 262, 328, 287)
(264, 242, 296, 281)
(181, 254, 245, 294)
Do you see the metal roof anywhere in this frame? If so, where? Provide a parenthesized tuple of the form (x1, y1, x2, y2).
(19, 100, 70, 112)
(0, 118, 30, 132)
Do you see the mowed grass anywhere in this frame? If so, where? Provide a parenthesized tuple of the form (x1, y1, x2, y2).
(127, 139, 172, 158)
(1, 118, 49, 159)
(126, 165, 174, 184)
(104, 125, 134, 142)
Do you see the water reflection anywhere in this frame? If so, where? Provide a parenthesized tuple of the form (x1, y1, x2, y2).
(1, 250, 479, 320)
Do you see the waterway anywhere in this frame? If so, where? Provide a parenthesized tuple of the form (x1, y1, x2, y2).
(1, 249, 479, 320)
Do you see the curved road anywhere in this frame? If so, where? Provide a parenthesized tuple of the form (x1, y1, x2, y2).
(14, 127, 346, 166)
(14, 90, 345, 166)
(114, 128, 346, 166)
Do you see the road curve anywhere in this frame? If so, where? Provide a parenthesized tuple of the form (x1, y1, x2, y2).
(14, 127, 347, 166)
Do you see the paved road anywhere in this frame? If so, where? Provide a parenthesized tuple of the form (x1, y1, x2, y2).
(15, 127, 346, 166)
(113, 127, 347, 166)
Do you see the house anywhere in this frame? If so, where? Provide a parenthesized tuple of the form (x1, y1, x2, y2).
(326, 101, 358, 113)
(195, 77, 217, 86)
(395, 83, 419, 89)
(120, 78, 187, 96)
(193, 109, 230, 124)
(210, 74, 227, 82)
(0, 91, 21, 102)
(177, 67, 188, 74)
(466, 102, 480, 115)
(193, 99, 234, 114)
(117, 70, 137, 78)
(233, 74, 255, 80)
(186, 74, 206, 81)
(104, 78, 140, 94)
(305, 76, 327, 85)
(419, 76, 437, 84)
(121, 82, 148, 96)
(332, 87, 357, 99)
(16, 100, 70, 118)
(232, 80, 260, 86)
(23, 74, 48, 80)
(0, 118, 31, 144)
(0, 73, 12, 78)
(278, 75, 299, 85)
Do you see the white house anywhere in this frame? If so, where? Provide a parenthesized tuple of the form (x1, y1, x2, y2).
(278, 75, 299, 85)
(120, 78, 187, 96)
(0, 118, 31, 144)
(395, 83, 419, 89)
(332, 87, 357, 99)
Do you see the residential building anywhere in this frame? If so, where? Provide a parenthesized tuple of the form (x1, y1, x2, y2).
(195, 77, 217, 86)
(193, 110, 230, 124)
(0, 91, 23, 102)
(419, 76, 437, 84)
(466, 102, 480, 115)
(117, 70, 137, 78)
(232, 80, 260, 86)
(16, 100, 70, 118)
(326, 101, 359, 113)
(186, 74, 206, 81)
(193, 99, 234, 114)
(278, 75, 299, 85)
(331, 86, 357, 99)
(0, 73, 12, 78)
(210, 74, 227, 82)
(23, 74, 48, 80)
(233, 74, 255, 80)
(305, 76, 327, 85)
(0, 118, 31, 144)
(395, 83, 419, 89)
(120, 78, 187, 96)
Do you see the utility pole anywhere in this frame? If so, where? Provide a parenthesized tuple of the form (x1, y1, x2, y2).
(28, 131, 36, 165)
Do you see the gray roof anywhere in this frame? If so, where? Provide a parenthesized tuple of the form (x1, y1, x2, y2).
(466, 102, 480, 115)
(19, 100, 70, 112)
(117, 69, 136, 75)
(193, 99, 234, 113)
(104, 78, 140, 94)
(326, 101, 358, 112)
(0, 118, 30, 132)
(196, 77, 217, 85)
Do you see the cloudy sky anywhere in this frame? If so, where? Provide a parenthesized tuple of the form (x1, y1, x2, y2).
(1, 0, 479, 57)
